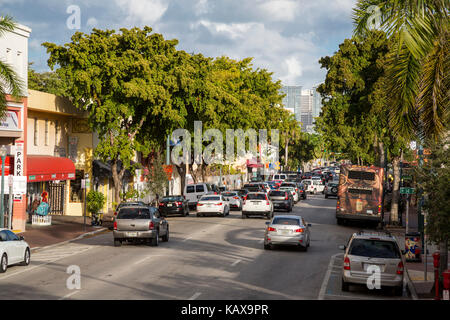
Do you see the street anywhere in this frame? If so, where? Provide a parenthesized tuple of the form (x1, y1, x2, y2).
(0, 194, 411, 300)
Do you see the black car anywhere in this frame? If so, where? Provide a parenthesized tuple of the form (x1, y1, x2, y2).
(243, 183, 263, 192)
(158, 195, 189, 217)
(268, 190, 293, 212)
(324, 182, 339, 198)
(234, 189, 250, 200)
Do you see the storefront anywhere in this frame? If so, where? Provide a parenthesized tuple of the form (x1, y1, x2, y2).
(26, 155, 75, 217)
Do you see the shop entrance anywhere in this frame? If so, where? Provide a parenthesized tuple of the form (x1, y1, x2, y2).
(49, 182, 65, 215)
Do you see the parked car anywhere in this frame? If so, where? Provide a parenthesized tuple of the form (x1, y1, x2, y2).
(268, 190, 293, 212)
(324, 181, 339, 198)
(303, 179, 325, 194)
(0, 229, 31, 273)
(221, 191, 243, 211)
(158, 195, 189, 217)
(196, 195, 230, 217)
(279, 186, 299, 203)
(184, 183, 219, 208)
(263, 215, 311, 251)
(242, 192, 273, 219)
(113, 206, 169, 247)
(339, 231, 405, 295)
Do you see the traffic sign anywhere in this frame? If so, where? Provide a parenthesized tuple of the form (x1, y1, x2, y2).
(400, 187, 415, 195)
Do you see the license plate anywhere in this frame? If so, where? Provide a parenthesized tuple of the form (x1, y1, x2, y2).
(281, 230, 290, 235)
(251, 201, 261, 204)
(366, 209, 373, 214)
(127, 232, 138, 237)
(364, 263, 383, 272)
(167, 203, 172, 207)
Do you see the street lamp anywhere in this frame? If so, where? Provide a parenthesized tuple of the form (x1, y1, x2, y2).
(0, 145, 7, 228)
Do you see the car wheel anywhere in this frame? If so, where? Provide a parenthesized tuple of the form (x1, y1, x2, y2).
(337, 218, 343, 225)
(0, 253, 7, 273)
(196, 213, 202, 217)
(341, 278, 350, 292)
(114, 239, 122, 247)
(299, 245, 308, 252)
(21, 248, 31, 266)
(264, 243, 271, 250)
(151, 231, 159, 246)
(162, 227, 169, 242)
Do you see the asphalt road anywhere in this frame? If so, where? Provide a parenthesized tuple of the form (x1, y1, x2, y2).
(0, 193, 411, 300)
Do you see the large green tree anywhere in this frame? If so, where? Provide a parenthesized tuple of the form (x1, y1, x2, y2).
(0, 15, 24, 116)
(28, 63, 68, 96)
(353, 0, 449, 141)
(43, 27, 181, 203)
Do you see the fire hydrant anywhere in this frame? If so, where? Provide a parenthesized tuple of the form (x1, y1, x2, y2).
(433, 252, 440, 300)
(443, 270, 450, 301)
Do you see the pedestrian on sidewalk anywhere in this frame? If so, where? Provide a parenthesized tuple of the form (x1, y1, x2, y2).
(36, 191, 51, 216)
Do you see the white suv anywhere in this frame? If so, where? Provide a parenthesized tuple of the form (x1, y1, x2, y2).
(242, 192, 273, 219)
(184, 183, 219, 208)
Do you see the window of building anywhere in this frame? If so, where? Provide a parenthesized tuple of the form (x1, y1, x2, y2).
(45, 119, 49, 146)
(55, 120, 60, 145)
(70, 170, 84, 203)
(34, 118, 38, 146)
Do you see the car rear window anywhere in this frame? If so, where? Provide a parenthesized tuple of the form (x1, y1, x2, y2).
(349, 239, 400, 259)
(269, 191, 286, 197)
(272, 217, 300, 225)
(200, 196, 220, 201)
(222, 192, 237, 197)
(196, 185, 205, 192)
(117, 208, 151, 219)
(246, 193, 266, 200)
(186, 186, 195, 193)
(162, 196, 183, 202)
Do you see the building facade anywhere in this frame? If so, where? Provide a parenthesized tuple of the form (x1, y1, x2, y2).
(280, 86, 302, 122)
(0, 23, 31, 232)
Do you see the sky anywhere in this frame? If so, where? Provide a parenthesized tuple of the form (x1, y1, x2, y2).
(0, 0, 357, 89)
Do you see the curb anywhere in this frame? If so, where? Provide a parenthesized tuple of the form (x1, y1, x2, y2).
(30, 227, 108, 253)
(404, 266, 419, 300)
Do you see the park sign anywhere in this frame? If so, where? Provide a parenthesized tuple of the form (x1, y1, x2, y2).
(400, 187, 415, 195)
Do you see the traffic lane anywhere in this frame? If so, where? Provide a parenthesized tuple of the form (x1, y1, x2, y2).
(296, 193, 339, 226)
(319, 254, 410, 300)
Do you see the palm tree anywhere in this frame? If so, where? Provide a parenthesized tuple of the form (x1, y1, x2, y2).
(0, 15, 24, 115)
(353, 0, 449, 141)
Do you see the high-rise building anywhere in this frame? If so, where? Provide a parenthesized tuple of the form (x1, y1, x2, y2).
(280, 86, 302, 122)
(312, 84, 323, 120)
(300, 89, 313, 132)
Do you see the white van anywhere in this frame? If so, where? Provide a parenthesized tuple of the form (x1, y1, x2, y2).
(184, 183, 220, 208)
(270, 174, 287, 182)
(302, 179, 325, 194)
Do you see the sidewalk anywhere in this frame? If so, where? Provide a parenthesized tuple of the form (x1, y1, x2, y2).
(16, 215, 108, 251)
(386, 226, 449, 299)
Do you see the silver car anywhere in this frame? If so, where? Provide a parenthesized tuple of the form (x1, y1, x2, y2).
(339, 231, 404, 295)
(113, 206, 169, 247)
(264, 215, 311, 251)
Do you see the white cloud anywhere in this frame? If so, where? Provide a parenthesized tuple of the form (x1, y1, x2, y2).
(86, 17, 98, 28)
(115, 0, 169, 26)
(195, 0, 210, 16)
(258, 0, 300, 22)
(280, 57, 303, 85)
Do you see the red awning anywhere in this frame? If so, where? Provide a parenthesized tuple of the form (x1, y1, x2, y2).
(27, 156, 76, 182)
(246, 159, 264, 168)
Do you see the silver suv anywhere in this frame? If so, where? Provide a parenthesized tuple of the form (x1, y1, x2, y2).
(339, 231, 404, 295)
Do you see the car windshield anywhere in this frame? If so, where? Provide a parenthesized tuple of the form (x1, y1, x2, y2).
(117, 208, 151, 219)
(246, 193, 266, 200)
(349, 239, 400, 259)
(162, 196, 183, 202)
(200, 196, 220, 201)
(272, 217, 300, 226)
(269, 191, 286, 197)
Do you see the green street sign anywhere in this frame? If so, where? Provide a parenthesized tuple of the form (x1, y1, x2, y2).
(400, 187, 415, 194)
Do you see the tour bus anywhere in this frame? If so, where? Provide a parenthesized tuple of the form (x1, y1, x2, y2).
(336, 165, 384, 226)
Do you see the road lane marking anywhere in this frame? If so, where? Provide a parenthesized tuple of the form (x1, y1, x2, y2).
(259, 239, 264, 243)
(182, 237, 192, 242)
(318, 253, 343, 300)
(231, 259, 241, 267)
(189, 292, 202, 300)
(58, 291, 80, 300)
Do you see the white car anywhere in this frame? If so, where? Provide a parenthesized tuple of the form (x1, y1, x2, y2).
(279, 186, 299, 203)
(303, 179, 325, 194)
(242, 192, 273, 219)
(221, 191, 242, 211)
(0, 229, 31, 273)
(196, 195, 230, 217)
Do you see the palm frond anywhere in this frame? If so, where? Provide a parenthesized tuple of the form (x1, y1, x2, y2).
(0, 59, 25, 99)
(0, 15, 16, 37)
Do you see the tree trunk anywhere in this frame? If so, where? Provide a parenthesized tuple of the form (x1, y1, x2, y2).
(390, 156, 400, 225)
(111, 160, 122, 204)
(201, 164, 206, 182)
(189, 163, 197, 184)
(378, 141, 385, 169)
(176, 165, 186, 195)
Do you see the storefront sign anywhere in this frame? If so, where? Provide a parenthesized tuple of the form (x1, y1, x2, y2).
(14, 141, 24, 176)
(0, 111, 19, 130)
(13, 176, 27, 195)
(29, 175, 36, 181)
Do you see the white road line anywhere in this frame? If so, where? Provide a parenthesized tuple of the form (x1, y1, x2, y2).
(318, 253, 343, 300)
(133, 256, 152, 265)
(231, 259, 241, 267)
(58, 291, 80, 300)
(182, 236, 192, 242)
(189, 292, 202, 300)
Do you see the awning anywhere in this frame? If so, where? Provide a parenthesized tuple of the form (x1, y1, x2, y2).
(27, 156, 76, 182)
(246, 159, 264, 168)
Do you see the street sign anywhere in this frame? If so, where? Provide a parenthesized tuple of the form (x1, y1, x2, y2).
(400, 187, 415, 194)
(13, 176, 27, 195)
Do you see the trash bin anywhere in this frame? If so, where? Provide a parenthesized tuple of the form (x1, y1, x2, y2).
(405, 232, 422, 262)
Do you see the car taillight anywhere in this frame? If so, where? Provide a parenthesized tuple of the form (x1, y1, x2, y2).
(268, 227, 276, 232)
(233, 196, 239, 200)
(149, 221, 154, 230)
(159, 203, 164, 206)
(285, 194, 289, 200)
(266, 201, 270, 205)
(294, 228, 304, 233)
(114, 211, 117, 216)
(337, 200, 340, 210)
(176, 201, 182, 206)
(216, 202, 223, 206)
(343, 256, 350, 270)
(113, 221, 117, 230)
(397, 261, 404, 275)
(197, 203, 203, 206)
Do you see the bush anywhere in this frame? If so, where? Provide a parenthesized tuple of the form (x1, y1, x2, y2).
(87, 190, 106, 216)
